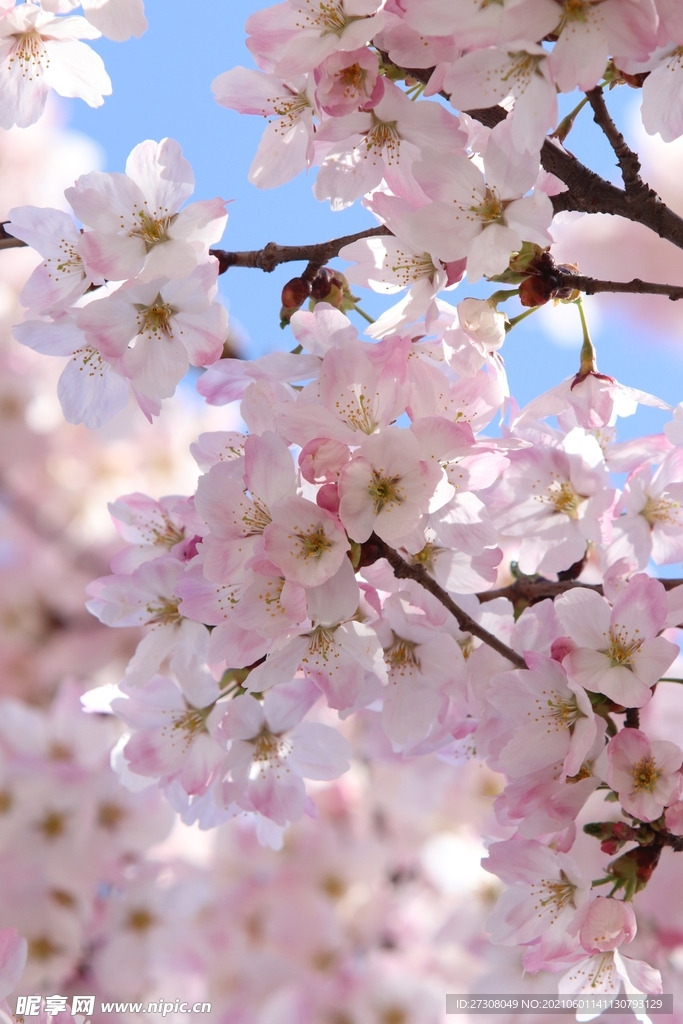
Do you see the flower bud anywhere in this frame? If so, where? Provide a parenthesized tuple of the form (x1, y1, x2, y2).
(457, 297, 506, 351)
(519, 274, 558, 307)
(281, 276, 311, 309)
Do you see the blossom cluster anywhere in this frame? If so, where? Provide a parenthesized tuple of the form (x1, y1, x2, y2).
(10, 138, 229, 427)
(73, 291, 683, 1003)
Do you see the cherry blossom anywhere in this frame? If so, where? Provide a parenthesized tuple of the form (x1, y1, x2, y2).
(13, 313, 131, 428)
(212, 67, 317, 188)
(404, 121, 553, 281)
(111, 652, 227, 796)
(485, 430, 614, 577)
(338, 425, 442, 548)
(555, 575, 678, 709)
(7, 205, 103, 315)
(65, 138, 228, 284)
(76, 262, 228, 400)
(483, 839, 590, 948)
(246, 0, 387, 78)
(217, 679, 353, 827)
(487, 652, 596, 780)
(600, 727, 682, 821)
(314, 79, 466, 209)
(0, 2, 111, 128)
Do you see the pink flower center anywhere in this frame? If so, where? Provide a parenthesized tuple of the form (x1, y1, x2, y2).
(173, 706, 211, 739)
(130, 209, 171, 251)
(530, 871, 577, 923)
(295, 525, 333, 560)
(607, 628, 642, 668)
(631, 755, 661, 793)
(144, 597, 181, 626)
(242, 497, 271, 535)
(368, 471, 404, 513)
(364, 116, 401, 164)
(9, 30, 48, 73)
(642, 494, 681, 527)
(137, 296, 175, 337)
(385, 635, 420, 673)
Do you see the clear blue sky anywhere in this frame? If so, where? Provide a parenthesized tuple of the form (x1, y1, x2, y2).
(63, 0, 682, 441)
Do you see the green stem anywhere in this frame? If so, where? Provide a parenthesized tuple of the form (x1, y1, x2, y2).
(487, 287, 520, 306)
(505, 306, 538, 331)
(353, 304, 376, 324)
(551, 95, 591, 144)
(575, 295, 597, 374)
(659, 678, 683, 683)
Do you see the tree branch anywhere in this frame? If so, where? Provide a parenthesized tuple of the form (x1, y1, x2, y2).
(558, 272, 683, 301)
(0, 222, 25, 250)
(585, 86, 647, 196)
(209, 224, 392, 275)
(477, 577, 683, 605)
(0, 222, 393, 275)
(363, 534, 527, 669)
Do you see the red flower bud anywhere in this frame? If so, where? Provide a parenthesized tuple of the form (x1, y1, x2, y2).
(281, 277, 311, 309)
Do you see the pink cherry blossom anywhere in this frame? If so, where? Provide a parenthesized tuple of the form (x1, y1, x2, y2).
(483, 838, 590, 947)
(0, 3, 111, 128)
(556, 575, 679, 709)
(443, 42, 558, 154)
(549, 0, 657, 94)
(314, 80, 466, 209)
(247, 0, 386, 78)
(65, 138, 228, 284)
(405, 121, 553, 281)
(76, 263, 228, 401)
(217, 679, 353, 826)
(609, 447, 683, 569)
(7, 205, 104, 315)
(263, 495, 349, 588)
(212, 67, 317, 188)
(485, 430, 614, 577)
(195, 429, 296, 583)
(487, 652, 596, 780)
(314, 46, 382, 116)
(85, 555, 209, 687)
(107, 493, 188, 573)
(602, 727, 682, 821)
(13, 313, 131, 428)
(338, 425, 442, 548)
(112, 654, 227, 797)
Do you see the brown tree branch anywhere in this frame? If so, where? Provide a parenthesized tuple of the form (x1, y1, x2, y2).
(477, 577, 683, 605)
(558, 273, 683, 301)
(362, 534, 527, 669)
(0, 222, 25, 250)
(585, 86, 647, 196)
(0, 222, 393, 274)
(210, 224, 392, 275)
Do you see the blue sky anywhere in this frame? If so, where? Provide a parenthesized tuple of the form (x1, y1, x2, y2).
(63, 0, 682, 440)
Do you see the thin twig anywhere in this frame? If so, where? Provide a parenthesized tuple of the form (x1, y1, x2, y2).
(365, 534, 527, 669)
(585, 87, 647, 196)
(211, 224, 392, 275)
